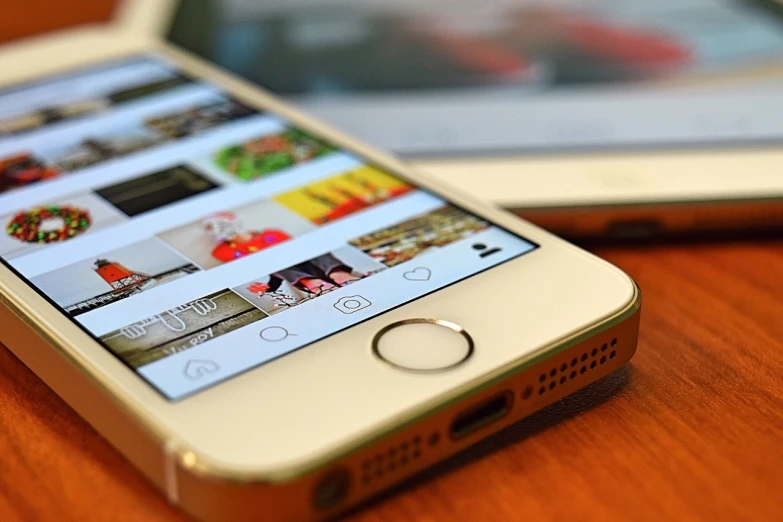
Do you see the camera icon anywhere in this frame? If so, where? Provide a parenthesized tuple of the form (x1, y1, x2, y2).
(334, 295, 372, 314)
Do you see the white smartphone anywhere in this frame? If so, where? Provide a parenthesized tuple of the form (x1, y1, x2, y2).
(0, 18, 640, 522)
(150, 0, 783, 238)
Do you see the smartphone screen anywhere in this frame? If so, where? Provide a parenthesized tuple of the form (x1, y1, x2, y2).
(0, 55, 536, 400)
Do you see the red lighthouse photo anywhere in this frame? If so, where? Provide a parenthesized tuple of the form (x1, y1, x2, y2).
(31, 238, 201, 317)
(93, 258, 153, 292)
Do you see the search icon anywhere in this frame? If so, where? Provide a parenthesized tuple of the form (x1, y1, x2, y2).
(259, 326, 296, 342)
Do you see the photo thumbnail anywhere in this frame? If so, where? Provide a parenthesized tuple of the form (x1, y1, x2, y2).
(43, 124, 165, 172)
(0, 69, 190, 138)
(0, 152, 62, 193)
(144, 98, 258, 139)
(1, 193, 126, 260)
(275, 166, 413, 225)
(213, 128, 336, 181)
(233, 245, 386, 316)
(31, 238, 201, 317)
(350, 205, 490, 266)
(95, 165, 218, 217)
(0, 98, 109, 136)
(157, 199, 315, 270)
(107, 74, 191, 105)
(100, 289, 266, 369)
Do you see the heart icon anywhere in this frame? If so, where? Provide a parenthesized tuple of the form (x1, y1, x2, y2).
(403, 267, 431, 281)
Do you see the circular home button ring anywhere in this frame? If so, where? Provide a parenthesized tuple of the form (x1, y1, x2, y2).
(372, 319, 474, 373)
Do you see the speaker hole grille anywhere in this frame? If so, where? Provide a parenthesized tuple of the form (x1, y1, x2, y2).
(361, 432, 433, 484)
(523, 337, 619, 400)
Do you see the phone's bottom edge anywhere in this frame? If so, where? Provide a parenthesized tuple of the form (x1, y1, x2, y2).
(173, 301, 642, 522)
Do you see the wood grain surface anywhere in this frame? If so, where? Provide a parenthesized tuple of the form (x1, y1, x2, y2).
(0, 0, 115, 44)
(1, 4, 783, 521)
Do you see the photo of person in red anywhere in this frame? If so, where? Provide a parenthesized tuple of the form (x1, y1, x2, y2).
(201, 211, 291, 263)
(157, 198, 315, 270)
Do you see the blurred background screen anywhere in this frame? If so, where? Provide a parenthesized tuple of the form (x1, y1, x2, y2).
(167, 0, 783, 156)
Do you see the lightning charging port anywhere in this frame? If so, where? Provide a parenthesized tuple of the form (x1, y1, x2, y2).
(450, 392, 513, 439)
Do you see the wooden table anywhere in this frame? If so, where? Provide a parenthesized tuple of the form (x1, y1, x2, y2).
(1, 5, 783, 521)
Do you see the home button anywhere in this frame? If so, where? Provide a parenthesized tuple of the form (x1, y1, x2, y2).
(372, 319, 474, 373)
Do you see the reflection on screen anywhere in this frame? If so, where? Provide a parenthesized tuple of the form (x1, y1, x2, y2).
(0, 55, 536, 399)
